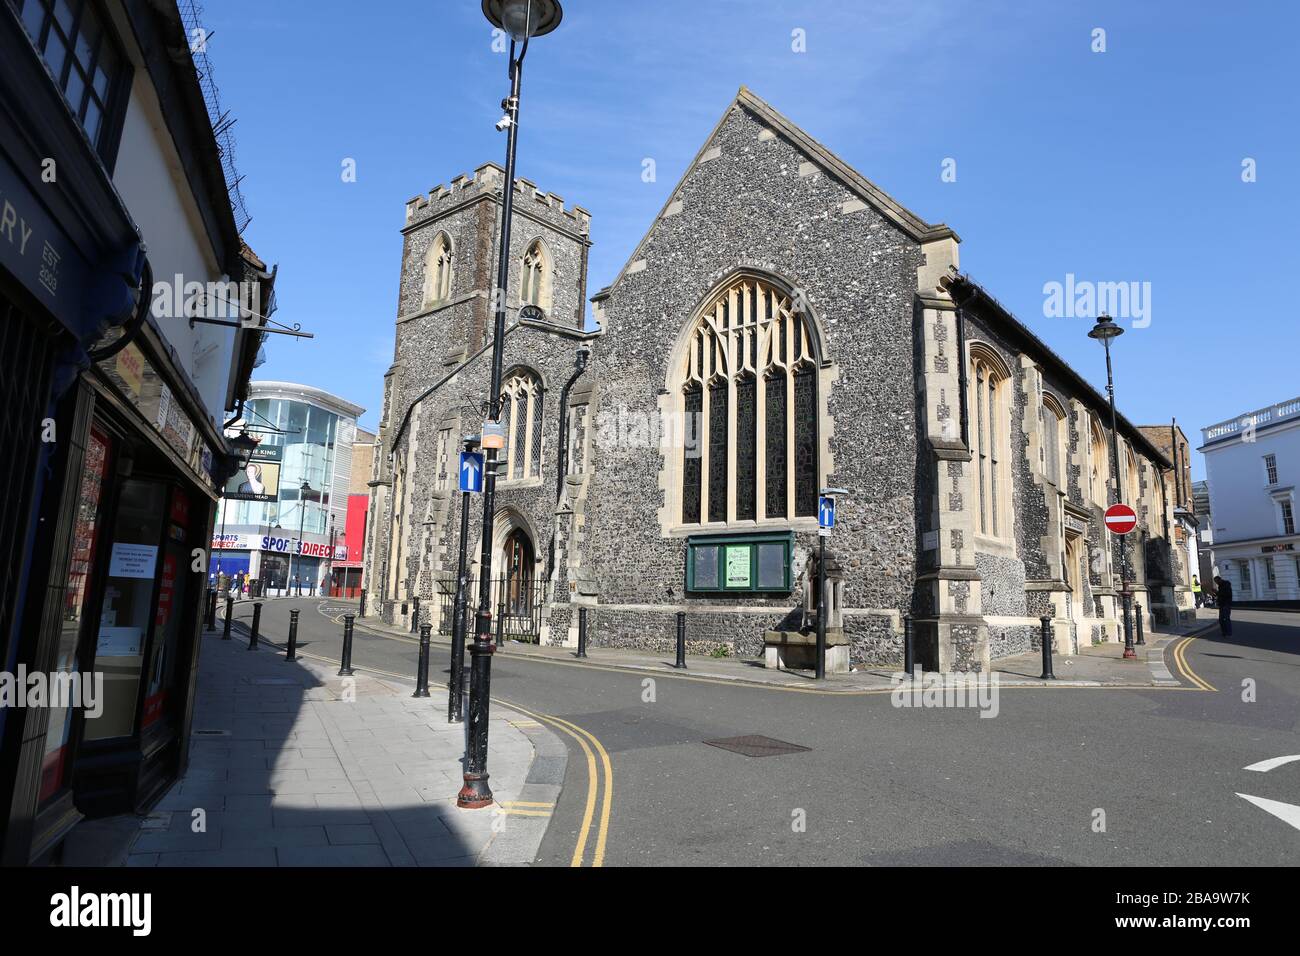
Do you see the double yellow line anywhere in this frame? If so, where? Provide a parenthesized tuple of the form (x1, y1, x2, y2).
(499, 699, 613, 867)
(1172, 634, 1217, 692)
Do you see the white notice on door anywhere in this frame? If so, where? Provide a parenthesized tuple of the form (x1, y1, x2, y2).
(108, 542, 159, 579)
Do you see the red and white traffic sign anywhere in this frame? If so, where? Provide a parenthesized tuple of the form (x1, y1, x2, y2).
(1104, 503, 1138, 535)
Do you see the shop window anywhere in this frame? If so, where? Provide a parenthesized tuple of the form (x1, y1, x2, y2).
(685, 532, 793, 593)
(85, 478, 167, 741)
(39, 426, 112, 803)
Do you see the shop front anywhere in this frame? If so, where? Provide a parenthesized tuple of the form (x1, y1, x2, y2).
(17, 324, 232, 855)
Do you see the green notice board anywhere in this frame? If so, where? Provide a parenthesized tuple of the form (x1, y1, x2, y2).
(686, 532, 793, 594)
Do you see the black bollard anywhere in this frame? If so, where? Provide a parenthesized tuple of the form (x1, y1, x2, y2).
(339, 614, 355, 677)
(576, 607, 588, 658)
(1135, 602, 1145, 646)
(904, 616, 915, 676)
(222, 596, 233, 641)
(495, 600, 505, 649)
(1039, 615, 1055, 680)
(410, 596, 420, 634)
(249, 602, 262, 651)
(286, 608, 300, 662)
(358, 588, 366, 618)
(414, 623, 431, 698)
(674, 611, 687, 669)
(206, 590, 217, 631)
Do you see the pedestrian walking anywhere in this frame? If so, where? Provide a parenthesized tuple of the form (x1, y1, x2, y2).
(1191, 575, 1202, 608)
(1213, 575, 1233, 637)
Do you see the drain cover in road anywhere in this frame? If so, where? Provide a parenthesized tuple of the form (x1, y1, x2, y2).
(704, 734, 811, 758)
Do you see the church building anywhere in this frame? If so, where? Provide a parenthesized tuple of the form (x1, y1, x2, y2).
(363, 87, 1194, 673)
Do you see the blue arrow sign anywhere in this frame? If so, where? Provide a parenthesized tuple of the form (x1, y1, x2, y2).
(459, 451, 484, 493)
(818, 495, 836, 529)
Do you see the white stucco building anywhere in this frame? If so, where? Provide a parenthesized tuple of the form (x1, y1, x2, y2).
(1199, 397, 1300, 603)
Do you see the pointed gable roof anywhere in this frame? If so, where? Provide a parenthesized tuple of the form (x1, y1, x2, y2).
(592, 86, 959, 302)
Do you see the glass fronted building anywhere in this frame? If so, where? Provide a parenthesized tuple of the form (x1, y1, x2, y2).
(213, 383, 366, 596)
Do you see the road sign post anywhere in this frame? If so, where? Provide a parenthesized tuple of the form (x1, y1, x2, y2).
(814, 490, 846, 680)
(1104, 503, 1137, 536)
(459, 451, 485, 494)
(1104, 502, 1138, 659)
(450, 438, 482, 724)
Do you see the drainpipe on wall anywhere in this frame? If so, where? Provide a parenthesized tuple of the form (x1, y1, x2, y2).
(554, 345, 591, 502)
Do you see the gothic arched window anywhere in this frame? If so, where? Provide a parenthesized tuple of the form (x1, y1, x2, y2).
(423, 233, 453, 306)
(520, 240, 551, 312)
(501, 370, 544, 482)
(1125, 444, 1141, 509)
(968, 345, 1010, 538)
(1041, 393, 1067, 489)
(677, 276, 821, 525)
(1089, 415, 1109, 505)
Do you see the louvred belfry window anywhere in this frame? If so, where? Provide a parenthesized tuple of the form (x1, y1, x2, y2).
(678, 277, 821, 525)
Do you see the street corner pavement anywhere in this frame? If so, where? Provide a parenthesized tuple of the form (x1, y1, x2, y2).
(115, 630, 567, 867)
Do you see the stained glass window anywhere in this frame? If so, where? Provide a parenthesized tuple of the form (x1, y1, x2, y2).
(682, 385, 702, 523)
(736, 375, 756, 521)
(765, 374, 787, 519)
(793, 364, 817, 517)
(708, 379, 728, 523)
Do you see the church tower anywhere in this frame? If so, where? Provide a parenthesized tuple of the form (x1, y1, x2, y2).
(365, 164, 595, 630)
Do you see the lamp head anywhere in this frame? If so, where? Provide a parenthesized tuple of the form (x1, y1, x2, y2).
(1088, 314, 1124, 342)
(481, 0, 563, 41)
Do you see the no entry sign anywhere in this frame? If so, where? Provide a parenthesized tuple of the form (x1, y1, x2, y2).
(1104, 503, 1138, 535)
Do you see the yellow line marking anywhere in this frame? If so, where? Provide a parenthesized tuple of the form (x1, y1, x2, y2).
(501, 801, 555, 808)
(500, 808, 552, 817)
(497, 699, 609, 868)
(541, 713, 613, 868)
(1173, 635, 1217, 692)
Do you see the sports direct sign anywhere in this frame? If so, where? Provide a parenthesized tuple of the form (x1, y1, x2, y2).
(1104, 503, 1138, 535)
(260, 534, 347, 559)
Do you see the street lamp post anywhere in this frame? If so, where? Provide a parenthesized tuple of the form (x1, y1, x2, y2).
(287, 479, 313, 601)
(326, 516, 336, 597)
(1089, 314, 1136, 659)
(460, 0, 564, 810)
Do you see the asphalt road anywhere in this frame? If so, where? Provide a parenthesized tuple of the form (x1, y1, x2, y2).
(223, 599, 1300, 866)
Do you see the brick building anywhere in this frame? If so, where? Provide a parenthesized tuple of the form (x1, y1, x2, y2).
(364, 87, 1184, 671)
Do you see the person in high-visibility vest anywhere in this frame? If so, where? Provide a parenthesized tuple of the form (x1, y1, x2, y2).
(1191, 575, 1202, 608)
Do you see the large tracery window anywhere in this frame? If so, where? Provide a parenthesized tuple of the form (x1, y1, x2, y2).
(678, 276, 820, 526)
(501, 370, 544, 482)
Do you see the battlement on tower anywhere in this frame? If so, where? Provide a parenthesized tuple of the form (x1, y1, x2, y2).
(405, 162, 591, 234)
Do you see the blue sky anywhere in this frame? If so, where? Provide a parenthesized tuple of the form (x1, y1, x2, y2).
(204, 0, 1298, 478)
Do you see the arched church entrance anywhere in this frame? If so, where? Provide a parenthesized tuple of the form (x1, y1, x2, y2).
(488, 516, 544, 644)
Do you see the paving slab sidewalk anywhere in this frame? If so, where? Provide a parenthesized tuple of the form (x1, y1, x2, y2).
(352, 609, 1217, 692)
(64, 628, 565, 867)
